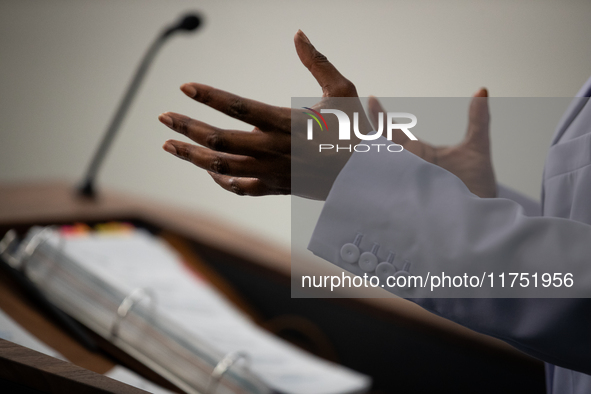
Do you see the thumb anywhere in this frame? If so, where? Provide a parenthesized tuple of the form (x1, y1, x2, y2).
(465, 87, 490, 148)
(294, 30, 357, 97)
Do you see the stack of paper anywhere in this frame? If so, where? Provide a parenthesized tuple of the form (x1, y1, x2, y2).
(16, 227, 370, 394)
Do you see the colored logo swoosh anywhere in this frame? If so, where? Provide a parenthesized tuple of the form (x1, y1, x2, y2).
(303, 107, 329, 131)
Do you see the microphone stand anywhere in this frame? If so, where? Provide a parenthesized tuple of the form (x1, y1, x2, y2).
(78, 15, 201, 199)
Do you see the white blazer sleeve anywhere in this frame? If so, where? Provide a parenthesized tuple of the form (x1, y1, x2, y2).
(496, 184, 541, 217)
(307, 141, 591, 374)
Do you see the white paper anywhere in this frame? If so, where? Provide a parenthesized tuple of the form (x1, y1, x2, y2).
(61, 229, 370, 394)
(0, 308, 65, 360)
(105, 365, 176, 394)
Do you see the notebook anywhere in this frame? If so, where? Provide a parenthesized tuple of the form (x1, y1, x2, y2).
(6, 226, 370, 394)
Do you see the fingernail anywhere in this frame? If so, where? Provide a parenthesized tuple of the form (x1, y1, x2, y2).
(180, 83, 197, 98)
(298, 29, 311, 44)
(474, 87, 488, 97)
(162, 141, 177, 155)
(158, 113, 173, 127)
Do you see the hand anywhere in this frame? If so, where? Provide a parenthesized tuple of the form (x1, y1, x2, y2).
(368, 89, 497, 198)
(158, 30, 368, 200)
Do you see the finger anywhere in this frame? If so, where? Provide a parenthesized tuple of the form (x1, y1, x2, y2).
(158, 112, 268, 156)
(367, 95, 412, 146)
(465, 87, 490, 145)
(178, 83, 290, 132)
(294, 30, 357, 97)
(162, 140, 264, 178)
(367, 95, 383, 130)
(207, 172, 273, 196)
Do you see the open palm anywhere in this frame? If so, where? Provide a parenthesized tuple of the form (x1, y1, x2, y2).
(368, 89, 497, 198)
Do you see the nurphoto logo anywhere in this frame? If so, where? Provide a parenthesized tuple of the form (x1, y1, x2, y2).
(303, 108, 417, 153)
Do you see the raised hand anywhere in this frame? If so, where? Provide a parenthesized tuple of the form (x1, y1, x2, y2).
(368, 89, 497, 198)
(158, 30, 368, 200)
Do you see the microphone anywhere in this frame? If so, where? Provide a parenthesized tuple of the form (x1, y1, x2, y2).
(163, 14, 202, 37)
(77, 13, 203, 198)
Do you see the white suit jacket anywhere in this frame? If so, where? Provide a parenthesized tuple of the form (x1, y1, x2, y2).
(309, 78, 591, 393)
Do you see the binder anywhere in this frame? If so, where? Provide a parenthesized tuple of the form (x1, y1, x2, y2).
(0, 227, 370, 394)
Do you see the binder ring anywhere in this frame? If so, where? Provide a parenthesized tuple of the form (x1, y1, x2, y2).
(15, 226, 66, 273)
(206, 351, 250, 394)
(111, 288, 156, 339)
(20, 227, 57, 271)
(0, 230, 20, 268)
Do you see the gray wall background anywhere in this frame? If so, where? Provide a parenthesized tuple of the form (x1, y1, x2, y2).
(1, 0, 590, 250)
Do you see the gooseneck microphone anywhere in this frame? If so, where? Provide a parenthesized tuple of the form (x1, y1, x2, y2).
(163, 14, 201, 37)
(78, 13, 202, 198)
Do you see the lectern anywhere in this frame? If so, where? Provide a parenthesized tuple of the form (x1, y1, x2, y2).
(0, 182, 545, 394)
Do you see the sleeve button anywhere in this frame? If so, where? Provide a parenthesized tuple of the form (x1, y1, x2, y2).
(358, 252, 378, 272)
(340, 243, 360, 263)
(376, 262, 396, 280)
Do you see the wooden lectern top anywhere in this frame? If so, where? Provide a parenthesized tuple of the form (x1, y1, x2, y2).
(0, 181, 543, 394)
